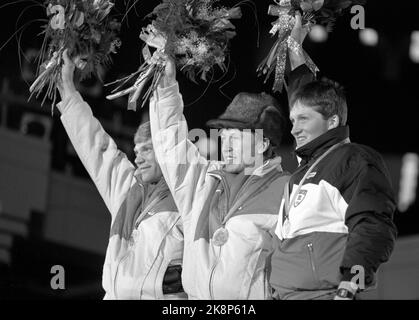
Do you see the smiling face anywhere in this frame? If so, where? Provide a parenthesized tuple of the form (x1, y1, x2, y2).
(134, 139, 162, 184)
(220, 128, 267, 174)
(290, 101, 336, 149)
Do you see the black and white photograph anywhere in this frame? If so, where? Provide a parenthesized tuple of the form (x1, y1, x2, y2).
(0, 0, 418, 305)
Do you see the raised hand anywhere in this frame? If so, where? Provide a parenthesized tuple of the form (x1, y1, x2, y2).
(153, 52, 176, 89)
(57, 49, 77, 101)
(289, 12, 311, 70)
(291, 11, 310, 45)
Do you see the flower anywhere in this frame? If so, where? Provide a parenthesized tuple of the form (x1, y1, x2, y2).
(196, 42, 208, 56)
(225, 7, 242, 19)
(109, 39, 121, 54)
(74, 56, 87, 70)
(300, 0, 324, 12)
(212, 18, 235, 32)
(49, 4, 66, 30)
(72, 10, 85, 28)
(91, 29, 102, 43)
(29, 0, 121, 110)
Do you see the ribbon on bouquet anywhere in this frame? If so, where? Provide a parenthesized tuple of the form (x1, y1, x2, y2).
(105, 25, 167, 111)
(257, 0, 319, 93)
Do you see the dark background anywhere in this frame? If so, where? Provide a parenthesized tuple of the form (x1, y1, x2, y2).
(0, 0, 418, 299)
(1, 0, 419, 151)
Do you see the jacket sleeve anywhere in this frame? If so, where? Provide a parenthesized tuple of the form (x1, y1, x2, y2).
(149, 82, 214, 218)
(57, 92, 138, 220)
(286, 64, 316, 106)
(339, 150, 398, 287)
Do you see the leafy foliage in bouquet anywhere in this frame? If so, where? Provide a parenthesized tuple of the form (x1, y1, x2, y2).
(30, 0, 121, 109)
(149, 0, 242, 83)
(289, 0, 366, 31)
(106, 0, 243, 110)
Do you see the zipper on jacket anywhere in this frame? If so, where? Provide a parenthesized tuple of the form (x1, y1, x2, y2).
(113, 249, 133, 299)
(208, 261, 217, 299)
(208, 247, 222, 299)
(307, 243, 319, 283)
(139, 216, 181, 298)
(207, 173, 226, 299)
(113, 221, 172, 300)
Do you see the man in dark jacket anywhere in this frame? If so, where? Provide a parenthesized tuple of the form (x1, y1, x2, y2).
(270, 18, 397, 300)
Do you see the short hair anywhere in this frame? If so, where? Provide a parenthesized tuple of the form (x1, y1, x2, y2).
(238, 129, 279, 160)
(290, 78, 348, 126)
(134, 121, 151, 144)
(263, 141, 277, 160)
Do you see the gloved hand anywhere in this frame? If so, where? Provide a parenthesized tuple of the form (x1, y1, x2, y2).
(289, 11, 311, 70)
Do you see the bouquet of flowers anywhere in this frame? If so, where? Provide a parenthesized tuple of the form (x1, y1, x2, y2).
(106, 0, 242, 110)
(29, 0, 121, 111)
(257, 0, 365, 93)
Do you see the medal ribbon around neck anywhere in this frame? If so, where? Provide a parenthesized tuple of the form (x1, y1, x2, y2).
(283, 138, 350, 224)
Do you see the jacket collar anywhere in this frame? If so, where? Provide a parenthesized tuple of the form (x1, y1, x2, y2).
(252, 156, 283, 176)
(210, 156, 283, 178)
(133, 171, 170, 200)
(295, 126, 350, 164)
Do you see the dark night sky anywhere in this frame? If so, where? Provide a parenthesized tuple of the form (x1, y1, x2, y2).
(0, 0, 418, 154)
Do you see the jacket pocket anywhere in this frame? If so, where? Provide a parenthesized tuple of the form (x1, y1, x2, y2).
(313, 232, 347, 289)
(270, 232, 347, 298)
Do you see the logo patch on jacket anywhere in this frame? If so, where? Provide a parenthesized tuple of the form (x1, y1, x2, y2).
(306, 172, 317, 179)
(294, 189, 307, 207)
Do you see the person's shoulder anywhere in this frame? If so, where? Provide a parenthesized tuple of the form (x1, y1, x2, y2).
(338, 142, 386, 168)
(280, 170, 292, 177)
(268, 169, 291, 190)
(156, 192, 178, 213)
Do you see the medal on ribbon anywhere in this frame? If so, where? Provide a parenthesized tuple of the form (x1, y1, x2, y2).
(212, 227, 229, 246)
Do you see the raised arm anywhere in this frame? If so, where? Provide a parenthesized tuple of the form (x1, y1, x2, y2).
(286, 12, 316, 103)
(149, 55, 214, 216)
(56, 50, 139, 219)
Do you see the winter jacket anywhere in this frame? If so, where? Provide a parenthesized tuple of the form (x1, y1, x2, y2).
(270, 125, 397, 299)
(57, 92, 185, 299)
(149, 83, 289, 299)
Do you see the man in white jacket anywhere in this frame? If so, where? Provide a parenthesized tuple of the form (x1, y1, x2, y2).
(148, 53, 289, 299)
(55, 51, 185, 299)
